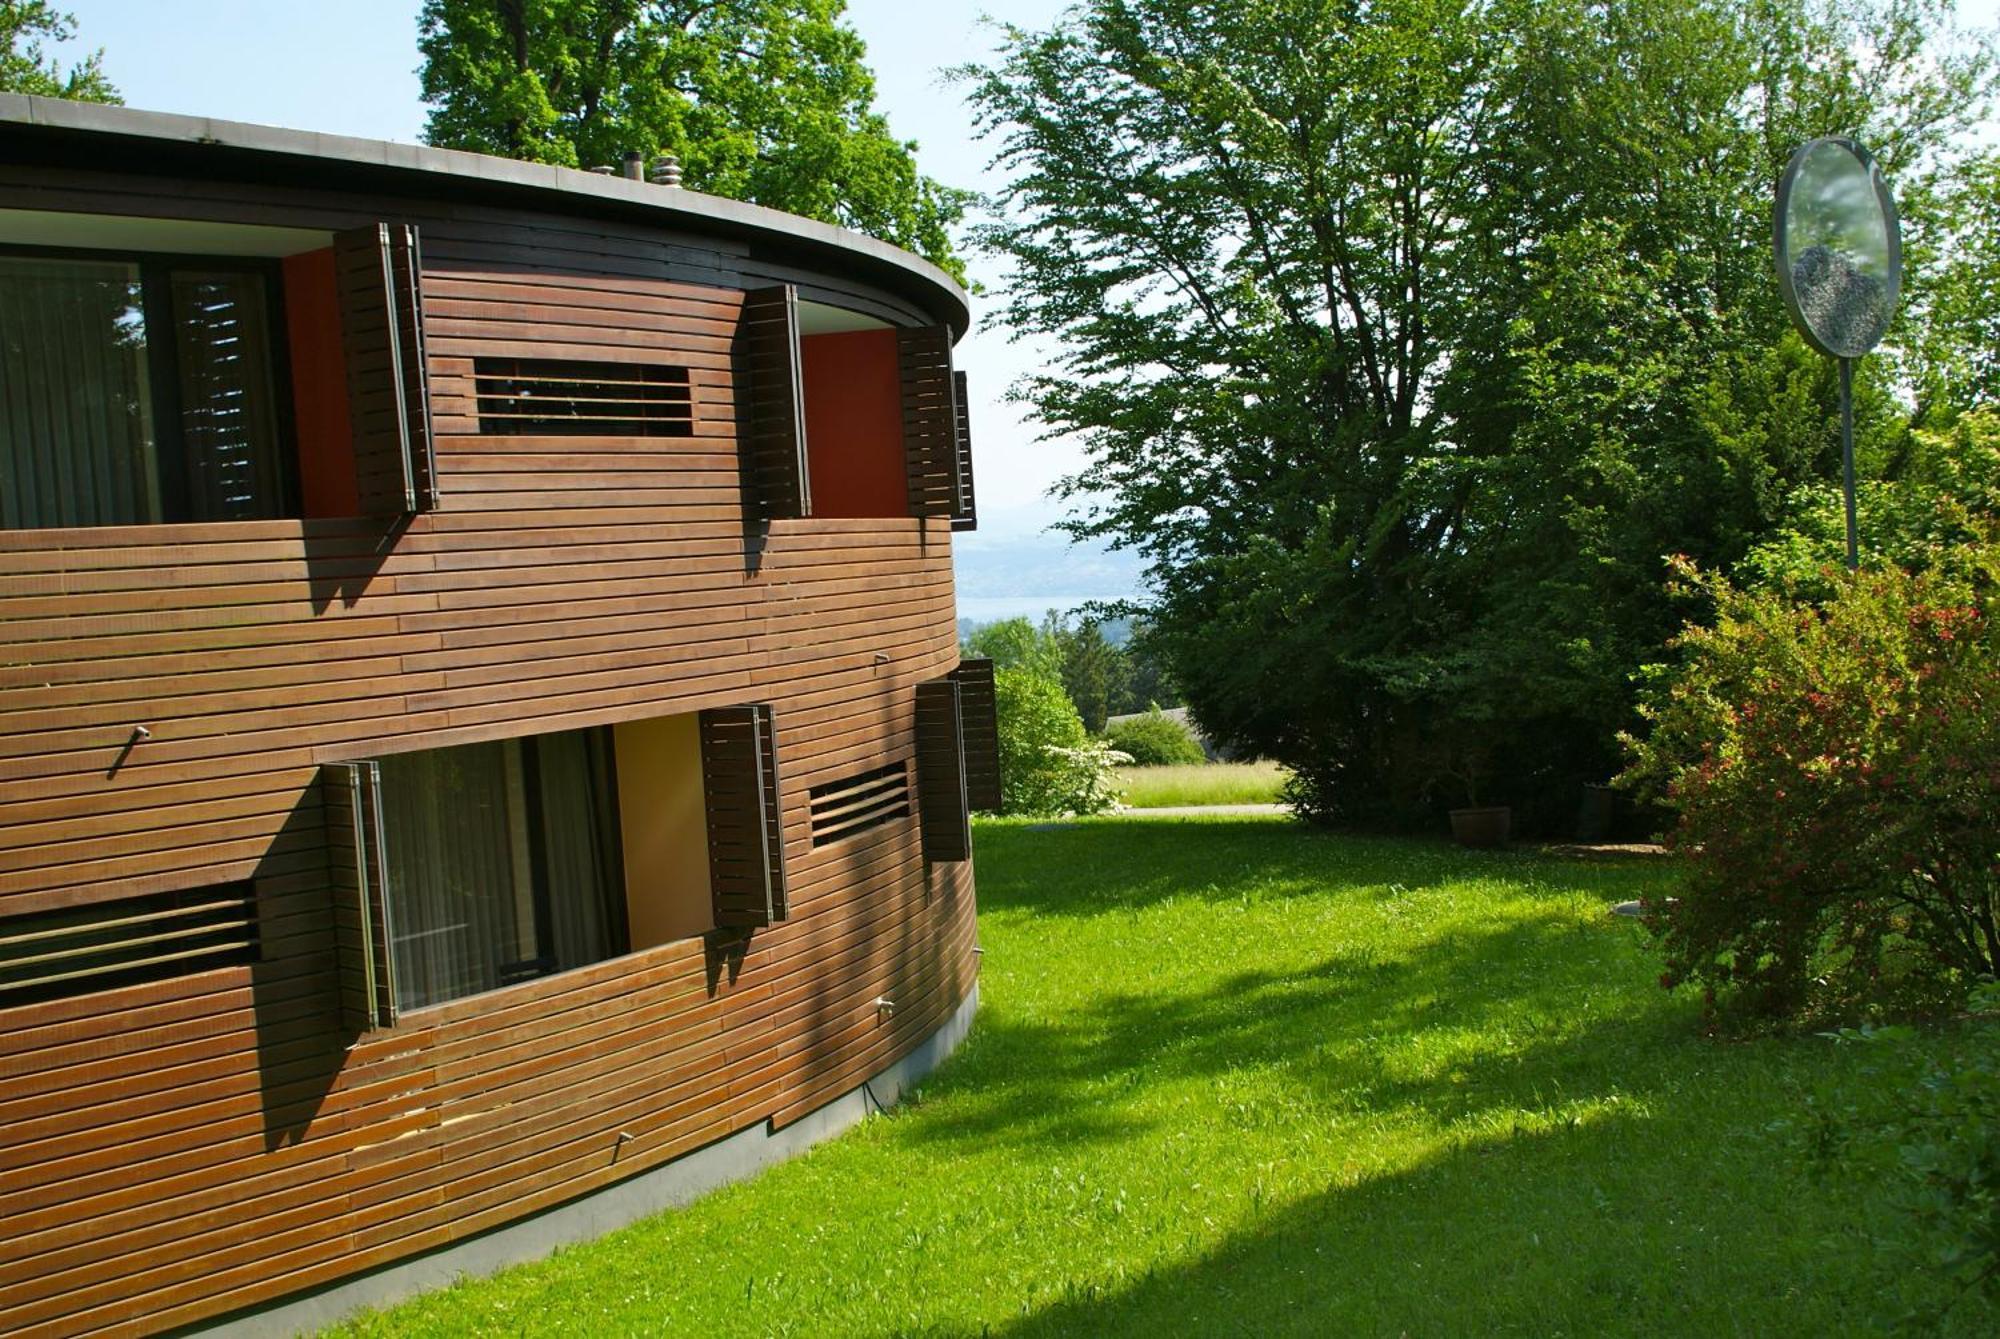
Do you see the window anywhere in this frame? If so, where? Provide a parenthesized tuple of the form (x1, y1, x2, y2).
(808, 761, 912, 847)
(0, 252, 294, 529)
(327, 728, 628, 1018)
(325, 706, 790, 1027)
(0, 882, 258, 1007)
(734, 285, 976, 526)
(474, 357, 692, 436)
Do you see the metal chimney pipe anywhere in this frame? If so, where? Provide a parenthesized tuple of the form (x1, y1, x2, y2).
(620, 151, 645, 181)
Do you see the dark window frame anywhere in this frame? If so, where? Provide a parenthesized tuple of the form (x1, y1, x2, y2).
(0, 241, 303, 526)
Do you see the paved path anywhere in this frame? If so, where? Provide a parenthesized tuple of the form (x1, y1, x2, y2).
(1116, 803, 1291, 818)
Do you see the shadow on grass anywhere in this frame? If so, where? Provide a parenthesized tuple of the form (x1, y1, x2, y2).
(983, 1101, 1876, 1338)
(914, 823, 1684, 1155)
(908, 914, 1682, 1156)
(972, 820, 1666, 922)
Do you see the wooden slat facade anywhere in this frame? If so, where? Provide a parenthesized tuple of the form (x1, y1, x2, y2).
(0, 126, 978, 1339)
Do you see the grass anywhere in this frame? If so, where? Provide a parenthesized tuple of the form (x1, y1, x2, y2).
(1115, 759, 1287, 807)
(337, 817, 1989, 1337)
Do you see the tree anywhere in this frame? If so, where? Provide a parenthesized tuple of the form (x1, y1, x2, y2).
(992, 667, 1123, 816)
(962, 615, 1063, 677)
(1051, 616, 1128, 733)
(417, 0, 966, 280)
(0, 2, 117, 102)
(1909, 150, 2000, 418)
(963, 0, 1993, 831)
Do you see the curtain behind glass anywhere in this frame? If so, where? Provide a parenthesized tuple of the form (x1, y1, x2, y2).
(379, 740, 532, 1013)
(0, 257, 159, 529)
(170, 269, 286, 520)
(378, 728, 627, 1012)
(535, 728, 629, 971)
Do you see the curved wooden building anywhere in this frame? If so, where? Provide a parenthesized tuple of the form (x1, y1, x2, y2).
(0, 96, 992, 1336)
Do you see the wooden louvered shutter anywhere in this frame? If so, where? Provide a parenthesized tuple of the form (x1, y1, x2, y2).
(951, 658, 1002, 812)
(914, 679, 972, 862)
(699, 704, 789, 928)
(950, 369, 977, 531)
(322, 761, 398, 1031)
(898, 325, 961, 519)
(736, 285, 811, 522)
(333, 223, 438, 515)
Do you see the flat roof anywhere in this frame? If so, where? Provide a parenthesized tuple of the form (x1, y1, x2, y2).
(0, 94, 971, 335)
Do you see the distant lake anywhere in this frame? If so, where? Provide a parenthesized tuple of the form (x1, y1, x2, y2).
(957, 595, 1132, 624)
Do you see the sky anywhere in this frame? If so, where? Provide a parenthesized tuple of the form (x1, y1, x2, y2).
(51, 0, 2000, 611)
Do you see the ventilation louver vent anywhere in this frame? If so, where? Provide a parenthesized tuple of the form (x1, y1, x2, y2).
(473, 357, 693, 436)
(0, 883, 258, 1007)
(808, 762, 912, 848)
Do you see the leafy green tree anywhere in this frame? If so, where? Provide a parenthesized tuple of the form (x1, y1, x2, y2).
(0, 2, 117, 102)
(1052, 616, 1129, 733)
(1910, 150, 2000, 417)
(963, 0, 1993, 831)
(962, 615, 1063, 677)
(992, 666, 1122, 816)
(418, 0, 966, 279)
(1740, 408, 2000, 596)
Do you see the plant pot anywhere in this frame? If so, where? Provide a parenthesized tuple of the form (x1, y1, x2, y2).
(1449, 805, 1512, 849)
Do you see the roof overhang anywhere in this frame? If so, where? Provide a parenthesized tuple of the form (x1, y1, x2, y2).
(0, 94, 971, 338)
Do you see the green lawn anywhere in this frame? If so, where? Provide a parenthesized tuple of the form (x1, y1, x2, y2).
(1115, 759, 1287, 807)
(337, 818, 1987, 1337)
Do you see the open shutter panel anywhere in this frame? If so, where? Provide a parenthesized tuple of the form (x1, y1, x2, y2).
(736, 285, 811, 522)
(389, 225, 440, 510)
(321, 761, 398, 1031)
(914, 680, 972, 862)
(950, 658, 1002, 812)
(950, 369, 977, 531)
(333, 224, 436, 515)
(898, 325, 960, 519)
(699, 704, 789, 928)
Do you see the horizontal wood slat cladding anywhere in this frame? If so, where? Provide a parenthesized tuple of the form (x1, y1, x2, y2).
(0, 163, 976, 1338)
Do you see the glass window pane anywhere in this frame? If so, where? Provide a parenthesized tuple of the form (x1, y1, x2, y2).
(0, 256, 159, 529)
(170, 269, 286, 521)
(378, 728, 626, 1012)
(532, 729, 629, 971)
(379, 739, 536, 1013)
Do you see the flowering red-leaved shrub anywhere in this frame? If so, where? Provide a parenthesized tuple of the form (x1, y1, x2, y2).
(1622, 552, 2000, 1018)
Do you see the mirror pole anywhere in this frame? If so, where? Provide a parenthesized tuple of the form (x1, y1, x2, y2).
(1840, 356, 1857, 571)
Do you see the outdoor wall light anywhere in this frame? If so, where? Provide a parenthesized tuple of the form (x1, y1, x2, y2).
(1774, 137, 1902, 568)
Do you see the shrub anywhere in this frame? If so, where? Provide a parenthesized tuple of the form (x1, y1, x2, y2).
(1105, 707, 1205, 766)
(994, 667, 1125, 816)
(1621, 552, 2000, 1018)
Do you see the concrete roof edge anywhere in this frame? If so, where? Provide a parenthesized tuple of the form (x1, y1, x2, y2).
(0, 94, 972, 333)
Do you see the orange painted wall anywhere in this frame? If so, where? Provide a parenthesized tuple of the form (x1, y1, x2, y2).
(802, 328, 906, 518)
(282, 248, 359, 518)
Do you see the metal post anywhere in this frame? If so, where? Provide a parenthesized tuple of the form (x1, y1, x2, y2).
(1839, 356, 1857, 570)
